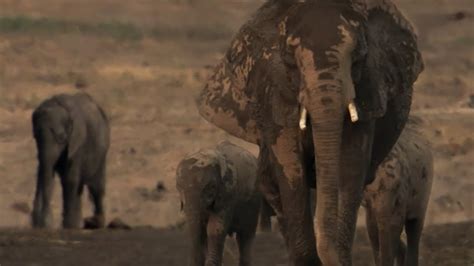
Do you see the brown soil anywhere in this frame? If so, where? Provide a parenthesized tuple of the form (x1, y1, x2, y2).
(0, 0, 472, 265)
(0, 221, 472, 266)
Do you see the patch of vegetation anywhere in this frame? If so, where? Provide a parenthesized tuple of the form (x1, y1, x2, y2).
(151, 23, 233, 41)
(0, 15, 234, 41)
(0, 16, 143, 41)
(454, 36, 474, 46)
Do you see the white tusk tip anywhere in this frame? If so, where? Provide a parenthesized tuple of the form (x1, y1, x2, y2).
(348, 102, 359, 123)
(299, 107, 307, 130)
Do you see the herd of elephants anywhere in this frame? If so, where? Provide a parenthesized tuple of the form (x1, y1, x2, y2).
(27, 0, 437, 266)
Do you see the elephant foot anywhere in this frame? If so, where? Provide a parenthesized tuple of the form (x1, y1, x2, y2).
(31, 211, 52, 229)
(83, 215, 105, 230)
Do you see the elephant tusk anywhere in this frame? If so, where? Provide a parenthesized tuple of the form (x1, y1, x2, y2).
(348, 101, 359, 123)
(299, 107, 307, 130)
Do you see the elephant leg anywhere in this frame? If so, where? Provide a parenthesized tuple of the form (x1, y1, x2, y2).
(396, 238, 406, 266)
(405, 218, 423, 266)
(60, 161, 83, 229)
(374, 200, 405, 266)
(365, 208, 380, 265)
(258, 146, 286, 238)
(258, 198, 273, 232)
(236, 230, 255, 266)
(188, 217, 207, 266)
(205, 213, 227, 266)
(337, 120, 375, 265)
(271, 127, 319, 266)
(377, 218, 405, 266)
(32, 162, 55, 228)
(84, 162, 106, 229)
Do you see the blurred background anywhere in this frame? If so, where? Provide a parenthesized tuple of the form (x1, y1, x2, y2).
(0, 0, 472, 265)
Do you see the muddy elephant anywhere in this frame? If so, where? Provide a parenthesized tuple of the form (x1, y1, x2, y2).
(176, 141, 260, 266)
(31, 93, 110, 229)
(363, 116, 433, 266)
(197, 0, 423, 265)
(258, 116, 433, 266)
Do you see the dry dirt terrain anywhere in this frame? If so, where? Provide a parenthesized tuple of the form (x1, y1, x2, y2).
(0, 0, 472, 265)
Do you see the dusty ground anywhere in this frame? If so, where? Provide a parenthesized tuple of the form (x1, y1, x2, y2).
(0, 221, 472, 266)
(0, 0, 473, 265)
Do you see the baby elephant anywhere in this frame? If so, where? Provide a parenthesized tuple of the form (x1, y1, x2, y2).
(176, 141, 260, 266)
(363, 116, 434, 266)
(32, 93, 110, 229)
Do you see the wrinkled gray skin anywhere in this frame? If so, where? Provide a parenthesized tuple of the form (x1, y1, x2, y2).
(197, 0, 423, 265)
(31, 93, 110, 229)
(363, 116, 433, 266)
(176, 141, 260, 266)
(259, 117, 433, 266)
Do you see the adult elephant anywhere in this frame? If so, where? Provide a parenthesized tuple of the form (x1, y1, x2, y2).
(197, 0, 423, 265)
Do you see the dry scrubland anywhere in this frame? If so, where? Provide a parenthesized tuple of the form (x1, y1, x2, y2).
(0, 0, 472, 265)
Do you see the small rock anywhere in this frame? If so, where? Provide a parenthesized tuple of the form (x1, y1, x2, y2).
(74, 76, 88, 89)
(452, 11, 467, 21)
(156, 181, 167, 192)
(435, 195, 464, 212)
(11, 202, 30, 214)
(107, 218, 132, 230)
(468, 94, 474, 108)
(84, 216, 105, 230)
(135, 187, 163, 202)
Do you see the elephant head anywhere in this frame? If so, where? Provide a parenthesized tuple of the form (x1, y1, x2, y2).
(176, 151, 236, 214)
(32, 96, 87, 159)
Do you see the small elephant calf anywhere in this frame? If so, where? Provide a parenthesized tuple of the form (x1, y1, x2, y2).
(176, 141, 260, 266)
(31, 93, 110, 229)
(363, 116, 434, 266)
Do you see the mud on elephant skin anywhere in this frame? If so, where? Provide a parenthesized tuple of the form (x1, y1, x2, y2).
(176, 141, 261, 266)
(31, 92, 110, 229)
(363, 116, 434, 266)
(197, 0, 423, 265)
(259, 116, 434, 266)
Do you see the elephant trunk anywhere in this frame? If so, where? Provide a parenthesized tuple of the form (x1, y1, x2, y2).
(32, 126, 62, 228)
(306, 90, 344, 265)
(32, 161, 55, 228)
(185, 205, 207, 266)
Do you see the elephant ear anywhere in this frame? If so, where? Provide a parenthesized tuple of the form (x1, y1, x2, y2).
(68, 108, 86, 159)
(196, 27, 262, 145)
(204, 153, 236, 212)
(54, 95, 87, 159)
(269, 60, 300, 127)
(355, 6, 423, 120)
(216, 155, 236, 193)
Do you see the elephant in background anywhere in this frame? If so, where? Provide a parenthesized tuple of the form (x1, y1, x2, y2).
(363, 116, 433, 266)
(31, 93, 110, 229)
(197, 0, 423, 265)
(176, 141, 260, 266)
